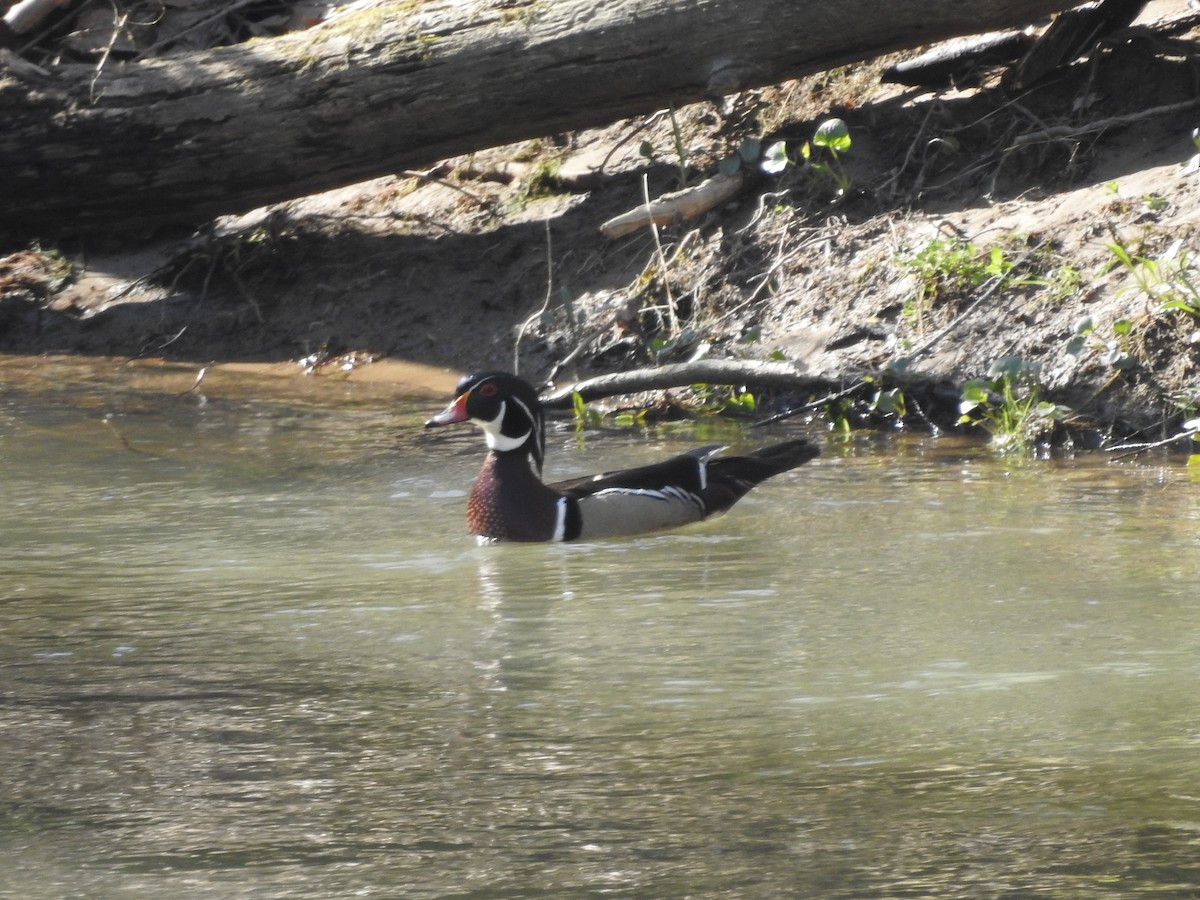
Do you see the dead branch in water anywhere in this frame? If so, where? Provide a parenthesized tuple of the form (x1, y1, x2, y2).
(539, 359, 836, 408)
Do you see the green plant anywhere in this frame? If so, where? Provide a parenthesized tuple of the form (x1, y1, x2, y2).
(745, 119, 855, 194)
(571, 392, 652, 431)
(959, 357, 1070, 452)
(570, 384, 754, 431)
(1042, 262, 1084, 303)
(801, 118, 853, 196)
(1142, 193, 1170, 213)
(1065, 315, 1138, 370)
(825, 395, 855, 434)
(510, 158, 565, 208)
(571, 391, 604, 430)
(869, 387, 907, 422)
(718, 137, 772, 177)
(1107, 237, 1200, 321)
(688, 384, 757, 417)
(898, 238, 1014, 332)
(760, 139, 789, 175)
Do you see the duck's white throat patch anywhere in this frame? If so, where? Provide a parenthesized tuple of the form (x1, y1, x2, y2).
(477, 401, 530, 453)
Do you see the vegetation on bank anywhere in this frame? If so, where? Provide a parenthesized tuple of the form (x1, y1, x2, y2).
(2, 3, 1198, 463)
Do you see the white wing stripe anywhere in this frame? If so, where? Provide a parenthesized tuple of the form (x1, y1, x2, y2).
(591, 485, 705, 513)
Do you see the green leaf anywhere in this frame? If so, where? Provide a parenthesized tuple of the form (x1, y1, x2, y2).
(1101, 344, 1136, 369)
(959, 380, 991, 415)
(874, 389, 905, 416)
(985, 246, 1012, 276)
(988, 356, 1036, 379)
(1142, 193, 1169, 212)
(813, 118, 851, 153)
(1034, 401, 1063, 419)
(571, 391, 594, 430)
(1106, 240, 1134, 269)
(718, 154, 743, 176)
(738, 137, 762, 163)
(1112, 318, 1133, 336)
(760, 140, 790, 175)
(1160, 298, 1200, 317)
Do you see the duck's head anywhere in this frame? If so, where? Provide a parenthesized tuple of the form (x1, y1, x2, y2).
(425, 371, 546, 474)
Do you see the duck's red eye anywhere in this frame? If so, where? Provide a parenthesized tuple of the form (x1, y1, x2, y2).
(478, 382, 498, 397)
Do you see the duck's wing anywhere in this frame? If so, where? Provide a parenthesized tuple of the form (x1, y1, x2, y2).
(546, 445, 720, 539)
(547, 440, 819, 540)
(549, 444, 722, 497)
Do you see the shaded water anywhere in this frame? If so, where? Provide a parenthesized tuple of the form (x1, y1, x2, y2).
(2, 358, 1199, 898)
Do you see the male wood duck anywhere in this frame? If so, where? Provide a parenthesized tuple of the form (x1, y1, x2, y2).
(424, 371, 820, 542)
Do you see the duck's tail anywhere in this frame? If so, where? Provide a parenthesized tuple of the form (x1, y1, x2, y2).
(703, 438, 820, 513)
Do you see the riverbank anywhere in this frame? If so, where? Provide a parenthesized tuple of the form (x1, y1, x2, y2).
(2, 0, 1198, 448)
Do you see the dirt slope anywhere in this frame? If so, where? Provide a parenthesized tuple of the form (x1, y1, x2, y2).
(2, 0, 1198, 443)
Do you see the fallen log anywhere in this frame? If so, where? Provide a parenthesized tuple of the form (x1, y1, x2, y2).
(599, 171, 745, 239)
(1, 0, 1082, 241)
(539, 359, 837, 409)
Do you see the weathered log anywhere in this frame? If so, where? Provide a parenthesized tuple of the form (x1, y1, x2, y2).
(1, 0, 1083, 241)
(881, 30, 1034, 87)
(599, 171, 744, 239)
(539, 359, 835, 409)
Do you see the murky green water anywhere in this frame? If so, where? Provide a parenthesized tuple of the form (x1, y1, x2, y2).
(2, 358, 1198, 898)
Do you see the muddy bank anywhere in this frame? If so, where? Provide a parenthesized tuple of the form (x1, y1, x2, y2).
(2, 0, 1199, 448)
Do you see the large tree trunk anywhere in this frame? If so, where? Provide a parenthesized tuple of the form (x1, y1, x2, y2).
(2, 0, 1079, 241)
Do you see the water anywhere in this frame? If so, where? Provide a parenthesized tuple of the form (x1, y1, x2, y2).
(1, 358, 1198, 898)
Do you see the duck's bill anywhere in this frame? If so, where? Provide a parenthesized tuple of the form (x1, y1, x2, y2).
(424, 392, 470, 428)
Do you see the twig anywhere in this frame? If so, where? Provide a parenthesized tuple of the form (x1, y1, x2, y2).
(737, 188, 791, 235)
(641, 172, 679, 336)
(597, 111, 666, 174)
(103, 416, 159, 457)
(1104, 426, 1199, 461)
(130, 324, 188, 361)
(749, 380, 869, 428)
(1010, 97, 1200, 148)
(399, 168, 496, 214)
(715, 228, 827, 328)
(181, 365, 210, 395)
(876, 100, 938, 200)
(513, 217, 555, 376)
(88, 0, 127, 103)
(899, 242, 1043, 365)
(131, 0, 260, 60)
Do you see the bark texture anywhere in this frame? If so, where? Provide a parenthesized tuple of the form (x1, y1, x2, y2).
(1, 0, 1081, 239)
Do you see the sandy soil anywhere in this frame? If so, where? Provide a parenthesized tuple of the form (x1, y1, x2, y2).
(2, 0, 1199, 444)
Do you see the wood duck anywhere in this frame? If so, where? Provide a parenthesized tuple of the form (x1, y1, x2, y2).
(424, 371, 820, 542)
